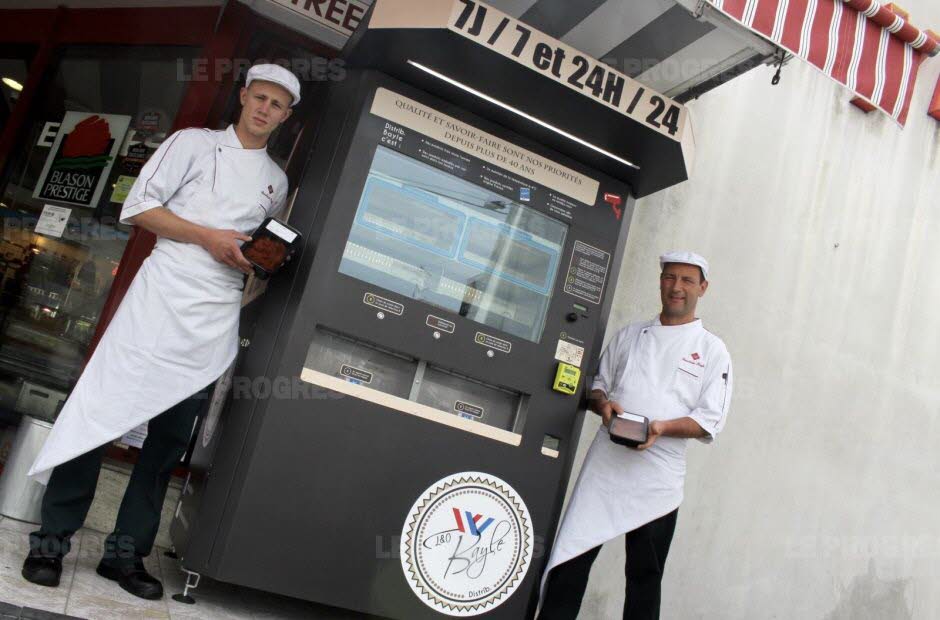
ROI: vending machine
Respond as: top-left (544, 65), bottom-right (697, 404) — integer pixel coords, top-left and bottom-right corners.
top-left (171, 1), bottom-right (694, 617)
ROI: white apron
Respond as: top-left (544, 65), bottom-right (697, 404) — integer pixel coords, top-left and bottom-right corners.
top-left (28, 126), bottom-right (287, 484)
top-left (539, 317), bottom-right (733, 602)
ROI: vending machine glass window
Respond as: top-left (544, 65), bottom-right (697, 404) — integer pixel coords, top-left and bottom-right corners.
top-left (339, 147), bottom-right (567, 344)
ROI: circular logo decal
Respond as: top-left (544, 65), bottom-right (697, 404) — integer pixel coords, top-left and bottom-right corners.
top-left (401, 472), bottom-right (533, 616)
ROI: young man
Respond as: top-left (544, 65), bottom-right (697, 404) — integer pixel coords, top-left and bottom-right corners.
top-left (22, 64), bottom-right (300, 600)
top-left (539, 251), bottom-right (734, 619)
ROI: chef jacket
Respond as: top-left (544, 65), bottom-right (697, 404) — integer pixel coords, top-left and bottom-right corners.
top-left (540, 316), bottom-right (733, 599)
top-left (29, 125), bottom-right (288, 484)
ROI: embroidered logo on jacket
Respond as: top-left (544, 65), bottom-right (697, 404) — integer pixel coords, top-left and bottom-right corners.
top-left (260, 185), bottom-right (275, 207)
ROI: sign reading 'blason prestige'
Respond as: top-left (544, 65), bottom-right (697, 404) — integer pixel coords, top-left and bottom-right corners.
top-left (444, 0), bottom-right (687, 140)
top-left (33, 112), bottom-right (131, 208)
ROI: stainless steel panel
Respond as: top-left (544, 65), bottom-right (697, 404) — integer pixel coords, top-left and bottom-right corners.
top-left (415, 365), bottom-right (521, 431)
top-left (304, 328), bottom-right (417, 399)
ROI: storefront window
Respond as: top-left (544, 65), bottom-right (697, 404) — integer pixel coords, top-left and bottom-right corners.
top-left (0, 45), bottom-right (197, 424)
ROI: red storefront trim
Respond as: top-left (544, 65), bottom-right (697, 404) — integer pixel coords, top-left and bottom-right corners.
top-left (0, 7), bottom-right (219, 46)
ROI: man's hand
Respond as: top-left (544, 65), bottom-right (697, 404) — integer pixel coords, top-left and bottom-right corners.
top-left (597, 399), bottom-right (625, 428)
top-left (128, 208), bottom-right (253, 275)
top-left (200, 229), bottom-right (253, 274)
top-left (632, 418), bottom-right (707, 450)
top-left (633, 420), bottom-right (664, 450)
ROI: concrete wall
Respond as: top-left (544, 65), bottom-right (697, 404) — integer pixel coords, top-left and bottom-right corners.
top-left (570, 3), bottom-right (940, 618)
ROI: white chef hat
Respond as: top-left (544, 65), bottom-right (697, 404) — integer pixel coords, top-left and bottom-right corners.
top-left (659, 250), bottom-right (709, 281)
top-left (246, 63), bottom-right (301, 106)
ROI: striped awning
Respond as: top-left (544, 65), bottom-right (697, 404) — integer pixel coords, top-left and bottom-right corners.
top-left (494, 0), bottom-right (779, 102)
top-left (707, 0), bottom-right (939, 126)
top-left (240, 0), bottom-right (781, 104)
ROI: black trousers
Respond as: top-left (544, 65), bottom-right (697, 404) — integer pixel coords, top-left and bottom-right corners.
top-left (539, 508), bottom-right (679, 620)
top-left (30, 389), bottom-right (207, 566)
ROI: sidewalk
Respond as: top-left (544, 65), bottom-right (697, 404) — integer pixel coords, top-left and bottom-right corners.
top-left (0, 516), bottom-right (368, 619)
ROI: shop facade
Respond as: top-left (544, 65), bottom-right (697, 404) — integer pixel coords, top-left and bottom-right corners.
top-left (0, 2), bottom-right (342, 472)
top-left (0, 0), bottom-right (786, 482)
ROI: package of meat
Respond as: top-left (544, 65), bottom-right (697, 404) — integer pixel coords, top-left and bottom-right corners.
top-left (609, 412), bottom-right (649, 448)
top-left (241, 217), bottom-right (302, 279)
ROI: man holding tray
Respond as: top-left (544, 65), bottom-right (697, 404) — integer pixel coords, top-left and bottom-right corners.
top-left (22, 64), bottom-right (300, 600)
top-left (539, 251), bottom-right (734, 620)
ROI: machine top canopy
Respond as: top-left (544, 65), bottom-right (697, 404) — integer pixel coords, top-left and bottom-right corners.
top-left (344, 0), bottom-right (696, 198)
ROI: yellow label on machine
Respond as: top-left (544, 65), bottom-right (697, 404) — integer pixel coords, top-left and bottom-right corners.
top-left (553, 363), bottom-right (581, 395)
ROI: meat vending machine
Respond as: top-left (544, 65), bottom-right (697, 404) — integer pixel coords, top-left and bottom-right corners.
top-left (170, 1), bottom-right (694, 617)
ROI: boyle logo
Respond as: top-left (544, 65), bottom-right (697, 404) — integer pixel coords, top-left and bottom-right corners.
top-left (452, 508), bottom-right (494, 536)
top-left (401, 472), bottom-right (533, 616)
top-left (604, 192), bottom-right (623, 220)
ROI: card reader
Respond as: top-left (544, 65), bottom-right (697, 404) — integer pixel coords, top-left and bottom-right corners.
top-left (553, 363), bottom-right (580, 394)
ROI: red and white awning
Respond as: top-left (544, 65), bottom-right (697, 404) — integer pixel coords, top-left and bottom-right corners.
top-left (707, 0), bottom-right (939, 126)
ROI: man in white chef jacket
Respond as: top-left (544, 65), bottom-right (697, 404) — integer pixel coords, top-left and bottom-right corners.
top-left (539, 251), bottom-right (733, 620)
top-left (21, 64), bottom-right (300, 600)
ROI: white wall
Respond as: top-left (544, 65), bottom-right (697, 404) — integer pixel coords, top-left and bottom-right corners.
top-left (570, 3), bottom-right (940, 618)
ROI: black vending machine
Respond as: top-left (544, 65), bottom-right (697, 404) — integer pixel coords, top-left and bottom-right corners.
top-left (171, 0), bottom-right (694, 617)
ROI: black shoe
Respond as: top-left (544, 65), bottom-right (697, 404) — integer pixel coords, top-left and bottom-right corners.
top-left (96, 558), bottom-right (164, 600)
top-left (22, 554), bottom-right (63, 587)
top-left (23, 531), bottom-right (67, 588)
